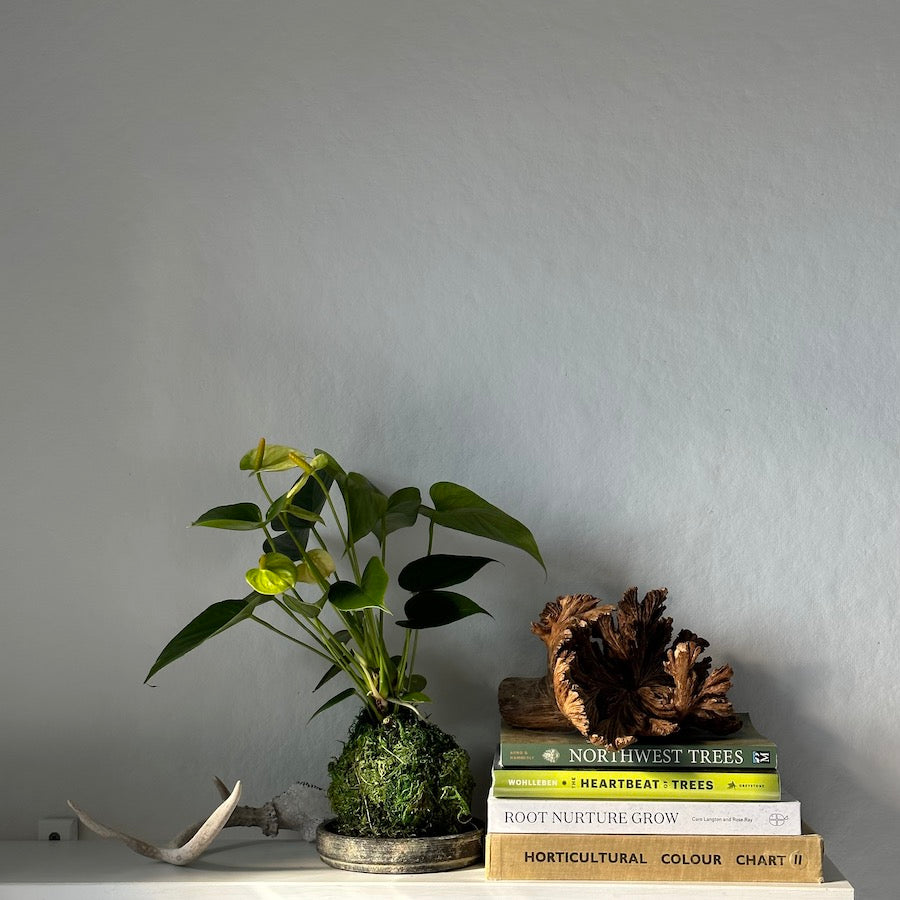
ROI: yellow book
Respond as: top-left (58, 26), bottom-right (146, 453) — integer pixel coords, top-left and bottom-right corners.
top-left (492, 764), bottom-right (781, 801)
top-left (485, 832), bottom-right (824, 883)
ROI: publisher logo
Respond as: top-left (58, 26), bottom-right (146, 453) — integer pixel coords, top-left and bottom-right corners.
top-left (753, 751), bottom-right (771, 764)
top-left (768, 813), bottom-right (789, 827)
top-left (542, 749), bottom-right (560, 764)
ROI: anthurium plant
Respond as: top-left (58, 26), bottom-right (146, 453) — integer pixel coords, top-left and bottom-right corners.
top-left (146, 440), bottom-right (544, 727)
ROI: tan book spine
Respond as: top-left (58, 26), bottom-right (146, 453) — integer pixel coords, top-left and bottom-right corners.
top-left (485, 832), bottom-right (824, 883)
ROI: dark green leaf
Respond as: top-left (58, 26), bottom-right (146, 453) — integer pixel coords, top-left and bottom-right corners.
top-left (263, 530), bottom-right (305, 559)
top-left (314, 663), bottom-right (343, 691)
top-left (422, 482), bottom-right (545, 570)
top-left (308, 687), bottom-right (357, 722)
top-left (397, 590), bottom-right (490, 629)
top-left (144, 593), bottom-right (266, 682)
top-left (373, 487), bottom-right (421, 542)
top-left (192, 503), bottom-right (263, 530)
top-left (328, 577), bottom-right (389, 612)
top-left (400, 691), bottom-right (431, 702)
top-left (360, 556), bottom-right (388, 606)
top-left (407, 673), bottom-right (427, 693)
top-left (271, 471), bottom-right (333, 533)
top-left (397, 554), bottom-right (495, 592)
top-left (345, 472), bottom-right (388, 543)
top-left (265, 494), bottom-right (322, 526)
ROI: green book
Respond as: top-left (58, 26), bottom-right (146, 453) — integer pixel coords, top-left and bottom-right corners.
top-left (491, 764), bottom-right (782, 802)
top-left (499, 713), bottom-right (777, 770)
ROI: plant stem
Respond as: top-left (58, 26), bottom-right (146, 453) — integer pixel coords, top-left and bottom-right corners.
top-left (249, 615), bottom-right (331, 661)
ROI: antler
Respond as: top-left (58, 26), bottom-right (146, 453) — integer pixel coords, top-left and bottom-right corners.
top-left (68, 777), bottom-right (332, 865)
top-left (67, 780), bottom-right (242, 866)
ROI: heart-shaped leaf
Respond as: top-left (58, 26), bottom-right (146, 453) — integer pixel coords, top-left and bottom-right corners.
top-left (192, 503), bottom-right (263, 530)
top-left (144, 593), bottom-right (266, 682)
top-left (327, 556), bottom-right (390, 612)
top-left (397, 590), bottom-right (490, 629)
top-left (421, 483), bottom-right (545, 570)
top-left (397, 554), bottom-right (495, 592)
top-left (245, 553), bottom-right (298, 595)
top-left (407, 673), bottom-right (427, 693)
top-left (344, 473), bottom-right (389, 543)
top-left (373, 487), bottom-right (421, 542)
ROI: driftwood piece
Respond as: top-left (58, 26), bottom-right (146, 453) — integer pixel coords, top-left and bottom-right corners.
top-left (501, 588), bottom-right (741, 750)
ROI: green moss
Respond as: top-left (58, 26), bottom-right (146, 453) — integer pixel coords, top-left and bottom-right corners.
top-left (327, 709), bottom-right (476, 838)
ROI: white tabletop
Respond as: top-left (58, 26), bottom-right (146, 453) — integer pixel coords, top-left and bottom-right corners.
top-left (0, 838), bottom-right (854, 899)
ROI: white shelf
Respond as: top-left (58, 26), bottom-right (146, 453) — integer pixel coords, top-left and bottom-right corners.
top-left (0, 839), bottom-right (853, 898)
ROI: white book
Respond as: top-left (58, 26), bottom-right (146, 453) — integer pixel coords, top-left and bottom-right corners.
top-left (487, 789), bottom-right (801, 836)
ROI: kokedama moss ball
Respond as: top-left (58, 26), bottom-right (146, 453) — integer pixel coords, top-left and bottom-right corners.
top-left (327, 709), bottom-right (475, 838)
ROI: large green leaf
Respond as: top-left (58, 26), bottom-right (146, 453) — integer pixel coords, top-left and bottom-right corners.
top-left (327, 555), bottom-right (390, 613)
top-left (397, 554), bottom-right (495, 592)
top-left (397, 590), bottom-right (490, 629)
top-left (144, 593), bottom-right (265, 682)
top-left (373, 487), bottom-right (421, 542)
top-left (192, 503), bottom-right (264, 530)
top-left (422, 483), bottom-right (545, 570)
top-left (344, 472), bottom-right (388, 543)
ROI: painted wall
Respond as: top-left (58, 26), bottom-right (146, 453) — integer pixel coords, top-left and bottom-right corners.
top-left (1, 1), bottom-right (897, 895)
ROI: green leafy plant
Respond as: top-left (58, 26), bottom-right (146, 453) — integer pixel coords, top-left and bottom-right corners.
top-left (146, 440), bottom-right (544, 727)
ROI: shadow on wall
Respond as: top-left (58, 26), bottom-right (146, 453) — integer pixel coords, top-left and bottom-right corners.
top-left (728, 659), bottom-right (896, 899)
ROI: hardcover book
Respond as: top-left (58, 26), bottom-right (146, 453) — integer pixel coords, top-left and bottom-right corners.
top-left (487, 790), bottom-right (801, 835)
top-left (499, 712), bottom-right (777, 769)
top-left (484, 831), bottom-right (824, 883)
top-left (491, 762), bottom-right (781, 801)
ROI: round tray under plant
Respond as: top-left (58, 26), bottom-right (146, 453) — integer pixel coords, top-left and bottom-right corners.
top-left (315, 818), bottom-right (485, 874)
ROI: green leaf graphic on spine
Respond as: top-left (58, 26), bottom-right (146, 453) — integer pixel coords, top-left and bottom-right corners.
top-left (422, 482), bottom-right (545, 570)
top-left (245, 552), bottom-right (298, 595)
top-left (192, 502), bottom-right (264, 530)
top-left (328, 556), bottom-right (390, 611)
top-left (398, 590), bottom-right (490, 629)
top-left (398, 554), bottom-right (495, 592)
top-left (373, 486), bottom-right (421, 542)
top-left (145, 593), bottom-right (266, 682)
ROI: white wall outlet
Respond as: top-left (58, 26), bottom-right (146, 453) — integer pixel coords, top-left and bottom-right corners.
top-left (38, 817), bottom-right (78, 841)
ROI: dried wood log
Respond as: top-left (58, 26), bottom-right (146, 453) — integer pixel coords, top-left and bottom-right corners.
top-left (501, 588), bottom-right (741, 750)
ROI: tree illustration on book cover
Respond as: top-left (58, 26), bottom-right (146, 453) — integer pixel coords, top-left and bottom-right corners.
top-left (499, 588), bottom-right (741, 750)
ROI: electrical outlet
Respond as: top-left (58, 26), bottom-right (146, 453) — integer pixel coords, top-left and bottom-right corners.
top-left (38, 817), bottom-right (78, 841)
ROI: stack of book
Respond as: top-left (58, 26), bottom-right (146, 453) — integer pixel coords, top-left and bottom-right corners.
top-left (485, 713), bottom-right (825, 884)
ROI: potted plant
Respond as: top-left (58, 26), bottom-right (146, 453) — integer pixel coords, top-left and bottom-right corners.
top-left (146, 440), bottom-right (544, 872)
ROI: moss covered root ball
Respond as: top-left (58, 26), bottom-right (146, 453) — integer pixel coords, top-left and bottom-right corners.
top-left (327, 710), bottom-right (475, 838)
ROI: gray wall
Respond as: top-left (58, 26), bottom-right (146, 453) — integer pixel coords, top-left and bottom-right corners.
top-left (1, 2), bottom-right (897, 896)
